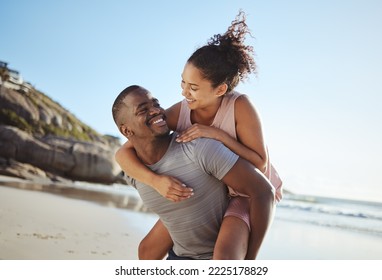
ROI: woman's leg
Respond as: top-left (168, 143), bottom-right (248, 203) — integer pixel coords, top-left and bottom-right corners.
top-left (138, 219), bottom-right (173, 260)
top-left (213, 196), bottom-right (250, 260)
top-left (213, 216), bottom-right (249, 259)
top-left (246, 198), bottom-right (275, 259)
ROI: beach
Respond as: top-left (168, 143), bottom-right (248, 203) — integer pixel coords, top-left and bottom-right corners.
top-left (1, 176), bottom-right (382, 260)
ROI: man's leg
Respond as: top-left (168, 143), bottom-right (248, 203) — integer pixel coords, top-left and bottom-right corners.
top-left (138, 219), bottom-right (173, 260)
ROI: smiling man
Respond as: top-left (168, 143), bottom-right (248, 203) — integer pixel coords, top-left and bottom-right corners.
top-left (112, 85), bottom-right (275, 260)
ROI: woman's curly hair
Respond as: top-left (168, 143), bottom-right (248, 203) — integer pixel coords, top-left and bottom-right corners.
top-left (187, 10), bottom-right (256, 93)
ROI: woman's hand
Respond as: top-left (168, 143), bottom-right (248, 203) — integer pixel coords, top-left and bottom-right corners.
top-left (175, 124), bottom-right (226, 143)
top-left (154, 175), bottom-right (194, 202)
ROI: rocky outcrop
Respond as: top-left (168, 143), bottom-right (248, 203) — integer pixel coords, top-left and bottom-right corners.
top-left (0, 84), bottom-right (124, 184)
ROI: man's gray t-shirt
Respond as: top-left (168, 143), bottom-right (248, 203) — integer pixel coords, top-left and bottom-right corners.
top-left (133, 134), bottom-right (239, 259)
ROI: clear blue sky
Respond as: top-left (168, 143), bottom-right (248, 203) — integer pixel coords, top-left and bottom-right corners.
top-left (2, 0), bottom-right (382, 202)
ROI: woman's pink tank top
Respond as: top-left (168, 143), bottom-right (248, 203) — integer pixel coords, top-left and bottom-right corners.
top-left (176, 92), bottom-right (283, 202)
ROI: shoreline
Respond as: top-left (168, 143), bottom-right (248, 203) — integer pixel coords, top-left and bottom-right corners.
top-left (1, 176), bottom-right (382, 260)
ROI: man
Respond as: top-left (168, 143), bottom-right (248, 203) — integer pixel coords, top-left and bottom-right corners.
top-left (112, 85), bottom-right (275, 260)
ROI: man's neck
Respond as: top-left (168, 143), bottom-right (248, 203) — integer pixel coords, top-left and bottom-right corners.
top-left (133, 133), bottom-right (173, 165)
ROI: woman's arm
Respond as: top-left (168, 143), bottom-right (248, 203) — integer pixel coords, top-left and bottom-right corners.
top-left (225, 94), bottom-right (268, 172)
top-left (175, 95), bottom-right (268, 172)
top-left (115, 102), bottom-right (193, 202)
top-left (165, 101), bottom-right (181, 132)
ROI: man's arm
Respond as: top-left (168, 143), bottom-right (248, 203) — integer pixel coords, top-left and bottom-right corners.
top-left (222, 158), bottom-right (275, 258)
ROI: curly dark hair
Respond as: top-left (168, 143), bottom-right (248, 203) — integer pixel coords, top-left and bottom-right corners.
top-left (187, 10), bottom-right (256, 93)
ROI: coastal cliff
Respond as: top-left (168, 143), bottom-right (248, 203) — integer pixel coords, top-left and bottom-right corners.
top-left (0, 71), bottom-right (124, 184)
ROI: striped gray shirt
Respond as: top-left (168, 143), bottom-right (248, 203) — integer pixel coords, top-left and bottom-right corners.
top-left (134, 134), bottom-right (239, 259)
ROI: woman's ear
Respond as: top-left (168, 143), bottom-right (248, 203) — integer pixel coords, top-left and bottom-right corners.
top-left (215, 83), bottom-right (228, 97)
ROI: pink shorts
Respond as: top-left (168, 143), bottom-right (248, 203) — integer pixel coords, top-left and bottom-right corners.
top-left (224, 196), bottom-right (250, 230)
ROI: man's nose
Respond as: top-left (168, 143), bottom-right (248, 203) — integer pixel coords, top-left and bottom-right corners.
top-left (149, 106), bottom-right (161, 114)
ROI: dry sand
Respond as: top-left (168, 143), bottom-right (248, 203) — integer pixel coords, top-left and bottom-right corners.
top-left (0, 185), bottom-right (157, 259)
top-left (1, 177), bottom-right (381, 260)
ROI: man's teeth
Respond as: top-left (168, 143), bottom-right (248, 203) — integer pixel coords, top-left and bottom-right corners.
top-left (152, 118), bottom-right (163, 124)
top-left (186, 98), bottom-right (195, 102)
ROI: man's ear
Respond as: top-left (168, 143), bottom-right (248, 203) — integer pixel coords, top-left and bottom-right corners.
top-left (215, 83), bottom-right (228, 97)
top-left (119, 124), bottom-right (133, 138)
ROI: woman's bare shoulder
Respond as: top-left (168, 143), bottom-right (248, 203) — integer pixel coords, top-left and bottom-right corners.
top-left (165, 101), bottom-right (182, 131)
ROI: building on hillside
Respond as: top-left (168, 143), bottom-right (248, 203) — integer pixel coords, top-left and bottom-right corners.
top-left (0, 60), bottom-right (31, 93)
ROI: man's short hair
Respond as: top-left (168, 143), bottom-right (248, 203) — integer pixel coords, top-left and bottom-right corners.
top-left (112, 85), bottom-right (140, 126)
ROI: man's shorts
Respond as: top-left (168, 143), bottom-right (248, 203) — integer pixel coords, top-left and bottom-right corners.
top-left (166, 248), bottom-right (195, 260)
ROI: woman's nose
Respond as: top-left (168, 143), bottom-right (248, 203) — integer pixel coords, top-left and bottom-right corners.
top-left (181, 85), bottom-right (189, 97)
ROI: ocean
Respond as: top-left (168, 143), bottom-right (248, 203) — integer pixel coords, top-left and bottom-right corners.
top-left (276, 193), bottom-right (382, 237)
top-left (1, 176), bottom-right (382, 239)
